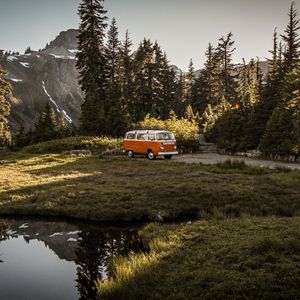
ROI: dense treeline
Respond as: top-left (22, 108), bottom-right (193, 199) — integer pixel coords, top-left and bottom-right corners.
top-left (76, 0), bottom-right (195, 138)
top-left (196, 3), bottom-right (300, 159)
top-left (1, 0), bottom-right (299, 159)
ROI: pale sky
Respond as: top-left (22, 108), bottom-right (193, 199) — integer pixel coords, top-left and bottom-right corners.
top-left (0, 0), bottom-right (299, 70)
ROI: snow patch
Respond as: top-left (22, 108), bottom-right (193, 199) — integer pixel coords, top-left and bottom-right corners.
top-left (66, 230), bottom-right (82, 235)
top-left (62, 110), bottom-right (73, 123)
top-left (42, 81), bottom-right (61, 113)
top-left (50, 53), bottom-right (77, 60)
top-left (68, 49), bottom-right (79, 54)
top-left (19, 223), bottom-right (29, 229)
top-left (7, 56), bottom-right (18, 62)
top-left (9, 78), bottom-right (23, 83)
top-left (6, 230), bottom-right (17, 235)
top-left (20, 62), bottom-right (30, 68)
top-left (42, 81), bottom-right (73, 123)
top-left (49, 232), bottom-right (64, 237)
top-left (50, 54), bottom-right (65, 59)
top-left (67, 238), bottom-right (78, 242)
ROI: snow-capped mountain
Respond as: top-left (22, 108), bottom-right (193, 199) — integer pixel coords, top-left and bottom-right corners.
top-left (0, 29), bottom-right (82, 131)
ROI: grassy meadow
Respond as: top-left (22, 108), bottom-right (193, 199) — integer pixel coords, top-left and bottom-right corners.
top-left (0, 151), bottom-right (300, 221)
top-left (99, 217), bottom-right (300, 300)
top-left (1, 144), bottom-right (300, 299)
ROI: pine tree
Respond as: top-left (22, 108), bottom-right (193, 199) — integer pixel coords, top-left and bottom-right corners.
top-left (105, 18), bottom-right (128, 136)
top-left (120, 31), bottom-right (135, 122)
top-left (239, 58), bottom-right (263, 108)
top-left (191, 43), bottom-right (221, 115)
top-left (260, 105), bottom-right (294, 157)
top-left (76, 0), bottom-right (108, 135)
top-left (32, 104), bottom-right (58, 143)
top-left (24, 47), bottom-right (31, 54)
top-left (216, 32), bottom-right (239, 105)
top-left (254, 29), bottom-right (285, 145)
top-left (0, 66), bottom-right (12, 147)
top-left (186, 59), bottom-right (195, 105)
top-left (132, 39), bottom-right (155, 121)
top-left (160, 53), bottom-right (177, 119)
top-left (281, 2), bottom-right (300, 72)
top-left (151, 42), bottom-right (165, 118)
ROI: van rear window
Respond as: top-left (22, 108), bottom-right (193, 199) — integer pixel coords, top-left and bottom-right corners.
top-left (157, 132), bottom-right (174, 141)
top-left (127, 133), bottom-right (136, 140)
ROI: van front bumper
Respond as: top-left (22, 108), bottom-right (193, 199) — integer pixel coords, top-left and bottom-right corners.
top-left (158, 152), bottom-right (178, 156)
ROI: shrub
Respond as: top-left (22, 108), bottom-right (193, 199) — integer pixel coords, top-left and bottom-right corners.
top-left (21, 136), bottom-right (123, 154)
top-left (134, 114), bottom-right (200, 153)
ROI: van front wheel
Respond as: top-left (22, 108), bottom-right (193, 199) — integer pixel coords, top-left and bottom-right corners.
top-left (164, 155), bottom-right (172, 159)
top-left (127, 150), bottom-right (134, 158)
top-left (147, 150), bottom-right (156, 160)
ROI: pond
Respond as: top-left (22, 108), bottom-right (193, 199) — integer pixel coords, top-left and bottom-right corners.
top-left (0, 218), bottom-right (142, 300)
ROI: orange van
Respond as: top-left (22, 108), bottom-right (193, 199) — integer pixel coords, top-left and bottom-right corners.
top-left (124, 130), bottom-right (178, 160)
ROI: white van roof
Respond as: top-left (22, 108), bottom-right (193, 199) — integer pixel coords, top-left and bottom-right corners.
top-left (126, 130), bottom-right (172, 135)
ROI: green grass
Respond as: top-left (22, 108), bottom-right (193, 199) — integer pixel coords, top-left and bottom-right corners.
top-left (0, 152), bottom-right (300, 221)
top-left (20, 136), bottom-right (123, 154)
top-left (98, 217), bottom-right (300, 300)
top-left (1, 149), bottom-right (300, 299)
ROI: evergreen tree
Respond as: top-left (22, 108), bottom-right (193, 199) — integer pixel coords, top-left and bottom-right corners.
top-left (32, 104), bottom-right (58, 143)
top-left (24, 47), bottom-right (31, 54)
top-left (76, 0), bottom-right (108, 135)
top-left (254, 29), bottom-right (285, 145)
top-left (120, 31), bottom-right (135, 122)
top-left (186, 59), bottom-right (195, 105)
top-left (239, 58), bottom-right (263, 108)
top-left (132, 39), bottom-right (155, 121)
top-left (216, 32), bottom-right (239, 105)
top-left (260, 105), bottom-right (294, 157)
top-left (0, 66), bottom-right (12, 147)
top-left (105, 18), bottom-right (128, 136)
top-left (160, 53), bottom-right (177, 119)
top-left (173, 72), bottom-right (186, 118)
top-left (191, 43), bottom-right (221, 115)
top-left (281, 2), bottom-right (300, 72)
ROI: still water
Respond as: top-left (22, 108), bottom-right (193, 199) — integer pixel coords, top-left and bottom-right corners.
top-left (0, 218), bottom-right (142, 300)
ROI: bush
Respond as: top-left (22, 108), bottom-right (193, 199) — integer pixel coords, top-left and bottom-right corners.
top-left (21, 136), bottom-right (123, 154)
top-left (134, 114), bottom-right (200, 153)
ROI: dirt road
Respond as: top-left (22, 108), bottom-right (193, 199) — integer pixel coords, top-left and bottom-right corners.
top-left (174, 153), bottom-right (300, 170)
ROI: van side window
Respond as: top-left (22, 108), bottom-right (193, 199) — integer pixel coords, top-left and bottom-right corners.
top-left (137, 133), bottom-right (147, 140)
top-left (148, 134), bottom-right (156, 141)
top-left (127, 133), bottom-right (136, 140)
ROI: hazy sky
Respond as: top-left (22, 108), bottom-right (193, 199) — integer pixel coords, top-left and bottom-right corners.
top-left (0, 0), bottom-right (299, 70)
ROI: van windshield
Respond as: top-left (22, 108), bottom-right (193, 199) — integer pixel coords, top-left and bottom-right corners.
top-left (156, 132), bottom-right (174, 141)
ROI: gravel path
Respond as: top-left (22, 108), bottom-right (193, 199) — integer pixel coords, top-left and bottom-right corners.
top-left (174, 153), bottom-right (300, 170)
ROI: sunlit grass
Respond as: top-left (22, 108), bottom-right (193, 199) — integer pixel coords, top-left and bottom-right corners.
top-left (98, 217), bottom-right (300, 299)
top-left (1, 152), bottom-right (300, 220)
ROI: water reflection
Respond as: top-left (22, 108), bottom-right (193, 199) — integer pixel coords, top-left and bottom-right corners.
top-left (0, 218), bottom-right (142, 300)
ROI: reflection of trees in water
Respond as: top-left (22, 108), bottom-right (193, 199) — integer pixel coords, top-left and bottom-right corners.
top-left (75, 226), bottom-right (141, 300)
top-left (0, 222), bottom-right (9, 241)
